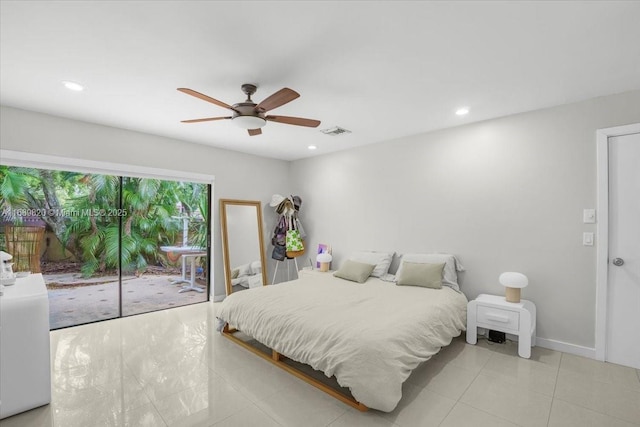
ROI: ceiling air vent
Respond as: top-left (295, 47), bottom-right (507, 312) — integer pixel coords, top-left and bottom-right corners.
top-left (320, 126), bottom-right (351, 136)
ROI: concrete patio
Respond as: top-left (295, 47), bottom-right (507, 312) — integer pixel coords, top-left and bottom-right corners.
top-left (45, 272), bottom-right (208, 329)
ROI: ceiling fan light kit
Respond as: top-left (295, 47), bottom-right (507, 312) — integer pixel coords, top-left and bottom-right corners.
top-left (233, 115), bottom-right (266, 129)
top-left (178, 83), bottom-right (320, 136)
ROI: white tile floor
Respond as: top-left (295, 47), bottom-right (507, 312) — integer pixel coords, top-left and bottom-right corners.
top-left (3, 301), bottom-right (640, 427)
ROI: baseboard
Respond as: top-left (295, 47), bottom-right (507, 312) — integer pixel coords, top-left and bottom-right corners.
top-left (479, 328), bottom-right (597, 359)
top-left (534, 337), bottom-right (596, 359)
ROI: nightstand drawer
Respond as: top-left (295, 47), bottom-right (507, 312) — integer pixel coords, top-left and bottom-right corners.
top-left (477, 305), bottom-right (519, 331)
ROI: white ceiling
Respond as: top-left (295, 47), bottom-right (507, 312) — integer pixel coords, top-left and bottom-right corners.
top-left (1, 1), bottom-right (639, 161)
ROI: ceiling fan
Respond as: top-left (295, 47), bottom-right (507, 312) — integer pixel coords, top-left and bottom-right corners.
top-left (178, 84), bottom-right (321, 136)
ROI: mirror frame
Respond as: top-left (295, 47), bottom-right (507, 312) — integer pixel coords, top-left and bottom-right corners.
top-left (220, 199), bottom-right (268, 296)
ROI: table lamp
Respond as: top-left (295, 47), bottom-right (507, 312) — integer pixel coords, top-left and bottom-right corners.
top-left (499, 272), bottom-right (528, 303)
top-left (317, 253), bottom-right (333, 272)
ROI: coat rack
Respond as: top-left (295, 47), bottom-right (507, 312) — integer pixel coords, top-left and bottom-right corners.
top-left (269, 194), bottom-right (305, 284)
top-left (272, 256), bottom-right (299, 285)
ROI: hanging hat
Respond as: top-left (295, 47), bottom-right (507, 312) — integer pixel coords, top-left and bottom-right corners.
top-left (276, 198), bottom-right (293, 215)
top-left (292, 195), bottom-right (302, 211)
top-left (269, 194), bottom-right (285, 207)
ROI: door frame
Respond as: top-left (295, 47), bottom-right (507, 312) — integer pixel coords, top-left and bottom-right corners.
top-left (595, 123), bottom-right (640, 361)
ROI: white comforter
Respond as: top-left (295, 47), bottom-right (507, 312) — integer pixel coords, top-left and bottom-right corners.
top-left (216, 274), bottom-right (467, 412)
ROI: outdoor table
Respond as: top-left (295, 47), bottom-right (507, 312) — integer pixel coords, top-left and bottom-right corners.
top-left (160, 246), bottom-right (207, 293)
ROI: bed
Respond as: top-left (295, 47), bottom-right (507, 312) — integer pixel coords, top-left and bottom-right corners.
top-left (230, 260), bottom-right (263, 290)
top-left (216, 269), bottom-right (467, 412)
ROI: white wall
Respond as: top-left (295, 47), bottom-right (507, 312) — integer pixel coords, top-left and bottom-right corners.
top-left (290, 90), bottom-right (640, 351)
top-left (0, 106), bottom-right (290, 299)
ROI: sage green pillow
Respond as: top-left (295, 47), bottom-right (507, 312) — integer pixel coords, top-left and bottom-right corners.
top-left (333, 259), bottom-right (376, 283)
top-left (396, 262), bottom-right (444, 289)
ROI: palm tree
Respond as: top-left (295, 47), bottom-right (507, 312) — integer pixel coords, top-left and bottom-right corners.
top-left (1, 166), bottom-right (208, 277)
top-left (0, 166), bottom-right (31, 211)
top-left (1, 166), bottom-right (83, 256)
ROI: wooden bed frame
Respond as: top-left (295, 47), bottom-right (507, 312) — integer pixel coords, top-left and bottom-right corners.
top-left (222, 324), bottom-right (368, 412)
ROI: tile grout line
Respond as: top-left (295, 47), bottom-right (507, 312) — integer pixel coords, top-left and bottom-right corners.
top-left (554, 354), bottom-right (640, 426)
top-left (322, 407), bottom-right (350, 427)
top-left (145, 397), bottom-right (170, 427)
top-left (249, 401), bottom-right (287, 427)
top-left (203, 365), bottom-right (258, 423)
top-left (546, 351), bottom-right (563, 426)
top-left (473, 350), bottom-right (528, 427)
top-left (435, 399), bottom-right (457, 427)
top-left (552, 396), bottom-right (640, 427)
top-left (457, 336), bottom-right (494, 388)
top-left (460, 340), bottom-right (558, 427)
top-left (558, 364), bottom-right (640, 394)
top-left (121, 348), bottom-right (170, 426)
top-left (449, 402), bottom-right (528, 427)
top-left (122, 352), bottom-right (214, 425)
top-left (436, 342), bottom-right (505, 427)
top-left (209, 401), bottom-right (285, 427)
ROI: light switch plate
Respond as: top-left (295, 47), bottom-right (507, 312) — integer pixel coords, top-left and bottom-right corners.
top-left (583, 209), bottom-right (596, 223)
top-left (583, 232), bottom-right (594, 246)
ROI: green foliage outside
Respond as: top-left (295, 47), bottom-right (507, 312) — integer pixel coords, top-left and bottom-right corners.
top-left (0, 166), bottom-right (208, 277)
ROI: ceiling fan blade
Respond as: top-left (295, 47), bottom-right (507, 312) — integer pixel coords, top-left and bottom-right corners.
top-left (255, 88), bottom-right (300, 112)
top-left (181, 116), bottom-right (232, 123)
top-left (266, 115), bottom-right (321, 128)
top-left (177, 88), bottom-right (235, 111)
top-left (248, 128), bottom-right (262, 136)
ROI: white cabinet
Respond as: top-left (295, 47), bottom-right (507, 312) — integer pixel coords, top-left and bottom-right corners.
top-left (0, 274), bottom-right (51, 419)
top-left (466, 293), bottom-right (536, 358)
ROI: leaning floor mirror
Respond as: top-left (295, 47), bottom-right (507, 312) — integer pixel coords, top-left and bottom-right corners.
top-left (220, 199), bottom-right (268, 295)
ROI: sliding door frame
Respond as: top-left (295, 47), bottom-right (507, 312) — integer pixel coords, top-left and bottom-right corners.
top-left (0, 149), bottom-right (216, 304)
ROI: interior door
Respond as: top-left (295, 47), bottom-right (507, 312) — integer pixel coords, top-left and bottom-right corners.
top-left (606, 132), bottom-right (640, 369)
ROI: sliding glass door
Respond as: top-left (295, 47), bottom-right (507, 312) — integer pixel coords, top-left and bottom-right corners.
top-left (120, 177), bottom-right (210, 317)
top-left (0, 165), bottom-right (210, 329)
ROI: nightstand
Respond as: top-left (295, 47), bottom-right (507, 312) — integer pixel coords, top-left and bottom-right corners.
top-left (466, 294), bottom-right (536, 358)
top-left (298, 268), bottom-right (333, 279)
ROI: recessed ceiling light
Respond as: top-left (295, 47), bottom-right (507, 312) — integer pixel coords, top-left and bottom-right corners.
top-left (455, 107), bottom-right (469, 116)
top-left (62, 81), bottom-right (85, 92)
top-left (308, 145), bottom-right (317, 150)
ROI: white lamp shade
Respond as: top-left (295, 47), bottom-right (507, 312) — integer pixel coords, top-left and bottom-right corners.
top-left (233, 115), bottom-right (266, 129)
top-left (499, 272), bottom-right (528, 288)
top-left (316, 253), bottom-right (333, 263)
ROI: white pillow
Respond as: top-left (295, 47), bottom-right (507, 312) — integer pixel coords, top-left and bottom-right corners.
top-left (250, 260), bottom-right (262, 275)
top-left (235, 263), bottom-right (252, 277)
top-left (348, 251), bottom-right (394, 278)
top-left (394, 253), bottom-right (464, 292)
